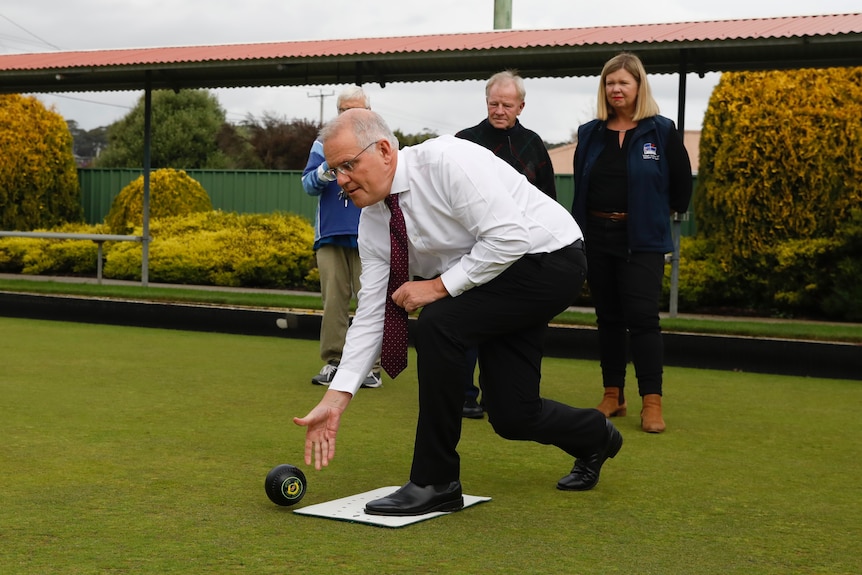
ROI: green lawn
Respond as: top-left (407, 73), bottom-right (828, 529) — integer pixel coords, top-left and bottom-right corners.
top-left (1, 317), bottom-right (859, 574)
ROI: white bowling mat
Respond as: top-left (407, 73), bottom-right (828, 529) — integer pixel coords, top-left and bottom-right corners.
top-left (293, 486), bottom-right (491, 528)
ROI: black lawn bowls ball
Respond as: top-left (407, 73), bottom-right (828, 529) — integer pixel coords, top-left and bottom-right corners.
top-left (265, 464), bottom-right (307, 506)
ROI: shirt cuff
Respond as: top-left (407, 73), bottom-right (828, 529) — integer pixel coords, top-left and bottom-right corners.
top-left (328, 368), bottom-right (361, 396)
top-left (440, 264), bottom-right (470, 297)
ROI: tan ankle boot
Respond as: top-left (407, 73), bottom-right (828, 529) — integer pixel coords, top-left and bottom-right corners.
top-left (596, 387), bottom-right (627, 418)
top-left (641, 394), bottom-right (666, 433)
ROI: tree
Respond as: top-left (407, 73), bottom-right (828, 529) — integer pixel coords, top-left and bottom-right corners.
top-left (96, 90), bottom-right (230, 169)
top-left (393, 129), bottom-right (438, 147)
top-left (66, 120), bottom-right (108, 166)
top-left (0, 94), bottom-right (82, 230)
top-left (216, 122), bottom-right (264, 169)
top-left (241, 113), bottom-right (319, 170)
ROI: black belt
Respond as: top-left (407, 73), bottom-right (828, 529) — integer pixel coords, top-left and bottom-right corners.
top-left (527, 239), bottom-right (584, 261)
top-left (589, 210), bottom-right (628, 222)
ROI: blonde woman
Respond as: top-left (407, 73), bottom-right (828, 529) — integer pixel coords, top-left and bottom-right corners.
top-left (571, 52), bottom-right (693, 433)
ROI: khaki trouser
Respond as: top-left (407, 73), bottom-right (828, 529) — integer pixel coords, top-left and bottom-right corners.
top-left (316, 245), bottom-right (381, 372)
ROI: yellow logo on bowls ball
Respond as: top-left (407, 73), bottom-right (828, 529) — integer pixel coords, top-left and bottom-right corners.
top-left (281, 476), bottom-right (304, 500)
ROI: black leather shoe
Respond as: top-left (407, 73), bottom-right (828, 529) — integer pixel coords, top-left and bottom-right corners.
top-left (462, 399), bottom-right (484, 419)
top-left (365, 481), bottom-right (464, 516)
top-left (557, 418), bottom-right (623, 491)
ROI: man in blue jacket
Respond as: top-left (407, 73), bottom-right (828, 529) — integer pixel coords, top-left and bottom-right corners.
top-left (301, 86), bottom-right (382, 388)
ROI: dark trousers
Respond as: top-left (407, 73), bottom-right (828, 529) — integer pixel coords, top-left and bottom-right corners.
top-left (463, 347), bottom-right (480, 402)
top-left (409, 242), bottom-right (607, 485)
top-left (586, 247), bottom-right (665, 396)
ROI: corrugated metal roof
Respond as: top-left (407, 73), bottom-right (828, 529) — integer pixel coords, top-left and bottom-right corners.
top-left (0, 13), bottom-right (859, 93)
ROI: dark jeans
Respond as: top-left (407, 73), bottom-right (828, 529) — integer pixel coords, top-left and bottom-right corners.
top-left (586, 244), bottom-right (666, 397)
top-left (408, 242), bottom-right (607, 485)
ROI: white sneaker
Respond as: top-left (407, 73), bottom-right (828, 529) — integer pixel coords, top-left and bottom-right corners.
top-left (311, 362), bottom-right (338, 386)
top-left (361, 371), bottom-right (383, 389)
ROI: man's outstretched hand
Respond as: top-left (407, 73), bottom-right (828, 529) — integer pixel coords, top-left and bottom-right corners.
top-left (292, 389), bottom-right (352, 470)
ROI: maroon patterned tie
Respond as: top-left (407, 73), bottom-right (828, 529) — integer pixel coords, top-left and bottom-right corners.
top-left (381, 194), bottom-right (409, 378)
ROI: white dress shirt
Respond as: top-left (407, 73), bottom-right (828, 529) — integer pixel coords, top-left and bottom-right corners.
top-left (329, 135), bottom-right (582, 395)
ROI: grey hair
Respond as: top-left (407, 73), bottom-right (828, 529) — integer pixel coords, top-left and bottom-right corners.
top-left (485, 69), bottom-right (526, 100)
top-left (336, 85), bottom-right (371, 109)
top-left (319, 109), bottom-right (399, 150)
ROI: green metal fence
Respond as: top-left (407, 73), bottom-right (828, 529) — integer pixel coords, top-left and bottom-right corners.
top-left (78, 168), bottom-right (319, 224)
top-left (78, 169), bottom-right (696, 236)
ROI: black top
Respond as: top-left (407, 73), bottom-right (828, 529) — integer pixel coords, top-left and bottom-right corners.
top-left (587, 129), bottom-right (629, 213)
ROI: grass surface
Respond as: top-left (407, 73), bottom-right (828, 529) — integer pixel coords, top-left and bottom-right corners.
top-left (1, 317), bottom-right (860, 574)
top-left (2, 277), bottom-right (862, 343)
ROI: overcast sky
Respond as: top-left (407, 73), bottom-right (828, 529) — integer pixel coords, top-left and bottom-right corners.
top-left (1, 1), bottom-right (859, 142)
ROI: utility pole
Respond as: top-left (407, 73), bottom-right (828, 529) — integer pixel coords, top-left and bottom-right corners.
top-left (307, 90), bottom-right (334, 125)
top-left (494, 0), bottom-right (512, 29)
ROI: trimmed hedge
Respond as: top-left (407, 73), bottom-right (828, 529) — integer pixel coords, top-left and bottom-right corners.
top-left (696, 67), bottom-right (862, 259)
top-left (667, 208), bottom-right (862, 320)
top-left (679, 67), bottom-right (862, 320)
top-left (0, 211), bottom-right (318, 291)
top-left (105, 168), bottom-right (213, 234)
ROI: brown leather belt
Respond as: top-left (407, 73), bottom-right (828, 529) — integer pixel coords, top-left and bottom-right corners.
top-left (589, 210), bottom-right (628, 222)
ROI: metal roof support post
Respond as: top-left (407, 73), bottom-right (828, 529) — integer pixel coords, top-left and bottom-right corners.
top-left (141, 74), bottom-right (152, 287)
top-left (669, 54), bottom-right (688, 318)
top-left (676, 51), bottom-right (687, 135)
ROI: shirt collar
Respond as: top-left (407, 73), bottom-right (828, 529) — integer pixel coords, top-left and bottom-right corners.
top-left (390, 149), bottom-right (409, 195)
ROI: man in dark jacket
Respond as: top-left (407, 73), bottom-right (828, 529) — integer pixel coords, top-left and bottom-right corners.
top-left (455, 70), bottom-right (557, 419)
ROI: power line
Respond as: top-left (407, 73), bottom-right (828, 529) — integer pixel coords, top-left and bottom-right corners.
top-left (36, 93), bottom-right (133, 110)
top-left (0, 13), bottom-right (61, 50)
top-left (0, 32), bottom-right (51, 50)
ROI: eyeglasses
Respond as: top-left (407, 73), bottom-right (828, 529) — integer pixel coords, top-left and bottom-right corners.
top-left (327, 140), bottom-right (381, 179)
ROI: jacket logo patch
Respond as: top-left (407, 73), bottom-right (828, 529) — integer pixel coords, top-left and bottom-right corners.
top-left (642, 142), bottom-right (660, 160)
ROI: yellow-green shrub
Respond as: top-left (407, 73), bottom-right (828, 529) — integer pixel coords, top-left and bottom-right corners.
top-left (103, 211), bottom-right (316, 289)
top-left (763, 208), bottom-right (862, 320)
top-left (0, 222), bottom-right (107, 275)
top-left (696, 67), bottom-right (862, 260)
top-left (104, 168), bottom-right (213, 234)
top-left (0, 94), bottom-right (82, 230)
top-left (663, 237), bottom-right (735, 311)
top-left (672, 212), bottom-right (862, 320)
top-left (686, 67), bottom-right (862, 318)
top-left (0, 236), bottom-right (42, 272)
